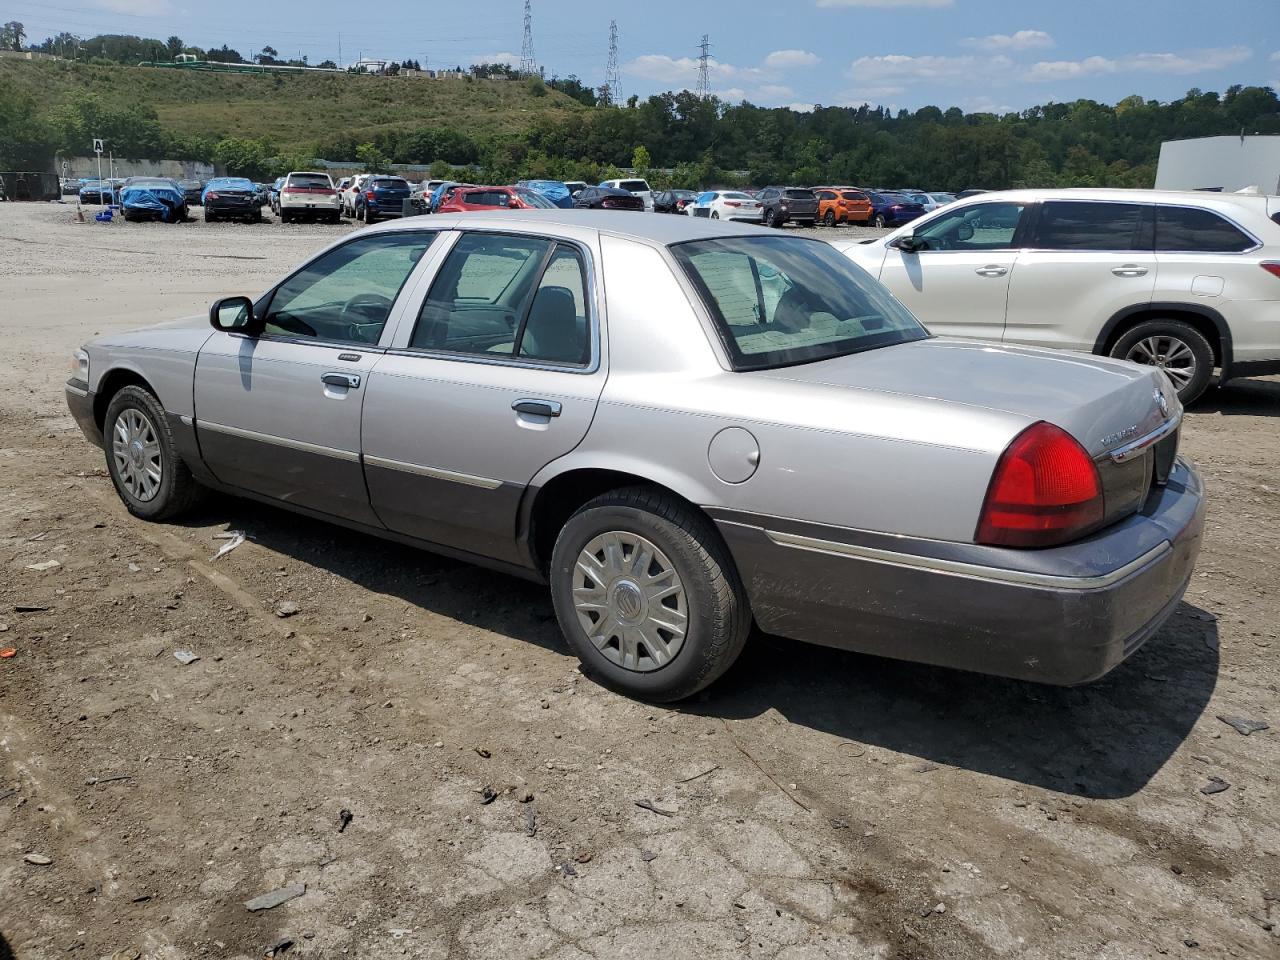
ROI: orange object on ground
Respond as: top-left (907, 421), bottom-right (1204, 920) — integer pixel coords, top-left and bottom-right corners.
top-left (0, 649), bottom-right (16, 659)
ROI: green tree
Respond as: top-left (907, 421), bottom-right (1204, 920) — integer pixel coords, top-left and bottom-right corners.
top-left (355, 142), bottom-right (390, 172)
top-left (1, 21), bottom-right (24, 51)
top-left (165, 35), bottom-right (184, 59)
top-left (631, 144), bottom-right (652, 175)
top-left (428, 159), bottom-right (452, 179)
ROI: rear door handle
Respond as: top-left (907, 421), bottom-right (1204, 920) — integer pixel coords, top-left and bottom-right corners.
top-left (322, 372), bottom-right (361, 389)
top-left (975, 265), bottom-right (1008, 278)
top-left (512, 399), bottom-right (562, 418)
top-left (1112, 265), bottom-right (1149, 278)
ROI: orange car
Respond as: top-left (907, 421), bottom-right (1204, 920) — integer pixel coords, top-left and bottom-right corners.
top-left (813, 186), bottom-right (873, 226)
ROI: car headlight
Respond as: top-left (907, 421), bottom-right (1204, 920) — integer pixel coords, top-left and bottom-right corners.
top-left (70, 348), bottom-right (89, 382)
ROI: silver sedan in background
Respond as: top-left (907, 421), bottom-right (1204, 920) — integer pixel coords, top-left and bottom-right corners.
top-left (65, 211), bottom-right (1204, 701)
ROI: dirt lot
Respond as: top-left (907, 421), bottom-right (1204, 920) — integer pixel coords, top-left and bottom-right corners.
top-left (1, 202), bottom-right (1277, 960)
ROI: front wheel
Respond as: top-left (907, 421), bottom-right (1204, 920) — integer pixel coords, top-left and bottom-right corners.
top-left (1108, 319), bottom-right (1214, 404)
top-left (873, 214), bottom-right (886, 228)
top-left (104, 386), bottom-right (205, 521)
top-left (549, 487), bottom-right (751, 702)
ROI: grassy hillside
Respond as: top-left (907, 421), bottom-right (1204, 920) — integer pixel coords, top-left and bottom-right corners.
top-left (0, 58), bottom-right (584, 152)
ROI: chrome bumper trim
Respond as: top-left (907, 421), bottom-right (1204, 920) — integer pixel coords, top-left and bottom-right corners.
top-left (197, 420), bottom-right (360, 463)
top-left (1109, 412), bottom-right (1182, 464)
top-left (363, 454), bottom-right (503, 490)
top-left (65, 384), bottom-right (89, 398)
top-left (764, 529), bottom-right (1171, 591)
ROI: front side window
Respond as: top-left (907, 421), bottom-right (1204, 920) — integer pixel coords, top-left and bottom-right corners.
top-left (410, 233), bottom-right (591, 366)
top-left (1035, 201), bottom-right (1149, 251)
top-left (263, 232), bottom-right (436, 344)
top-left (672, 236), bottom-right (928, 370)
top-left (914, 201), bottom-right (1028, 251)
top-left (1156, 206), bottom-right (1255, 253)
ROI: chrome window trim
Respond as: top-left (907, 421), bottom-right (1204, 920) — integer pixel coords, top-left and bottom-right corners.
top-left (763, 528), bottom-right (1171, 591)
top-left (197, 420), bottom-right (359, 463)
top-left (363, 454), bottom-right (503, 490)
top-left (1109, 412), bottom-right (1182, 464)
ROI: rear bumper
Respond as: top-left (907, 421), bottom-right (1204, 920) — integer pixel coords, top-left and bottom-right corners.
top-left (713, 458), bottom-right (1205, 685)
top-left (281, 197), bottom-right (341, 212)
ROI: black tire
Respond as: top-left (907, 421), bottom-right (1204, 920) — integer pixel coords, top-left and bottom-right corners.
top-left (205, 211), bottom-right (217, 223)
top-left (1107, 319), bottom-right (1214, 405)
top-left (549, 486), bottom-right (751, 702)
top-left (823, 210), bottom-right (836, 227)
top-left (710, 210), bottom-right (720, 220)
top-left (281, 210), bottom-right (292, 224)
top-left (873, 213), bottom-right (886, 228)
top-left (103, 385), bottom-right (205, 522)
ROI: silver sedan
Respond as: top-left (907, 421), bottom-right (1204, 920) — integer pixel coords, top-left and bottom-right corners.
top-left (66, 211), bottom-right (1204, 701)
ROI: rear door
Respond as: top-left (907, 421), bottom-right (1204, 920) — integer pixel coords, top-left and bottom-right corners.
top-left (876, 198), bottom-right (1032, 340)
top-left (1004, 199), bottom-right (1156, 352)
top-left (194, 230), bottom-right (440, 525)
top-left (362, 229), bottom-right (607, 564)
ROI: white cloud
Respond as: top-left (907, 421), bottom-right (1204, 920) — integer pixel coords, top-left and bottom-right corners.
top-left (623, 54), bottom-right (766, 86)
top-left (756, 84), bottom-right (795, 99)
top-left (1268, 50), bottom-right (1279, 61)
top-left (764, 49), bottom-right (821, 69)
top-left (788, 102), bottom-right (817, 113)
top-left (717, 87), bottom-right (748, 102)
top-left (960, 30), bottom-right (1055, 52)
top-left (1027, 46), bottom-right (1252, 81)
top-left (473, 51), bottom-right (521, 67)
top-left (90, 0), bottom-right (172, 12)
top-left (850, 53), bottom-right (1015, 85)
top-left (818, 0), bottom-right (952, 7)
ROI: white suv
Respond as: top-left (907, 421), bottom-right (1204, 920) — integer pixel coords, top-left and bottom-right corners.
top-left (837, 188), bottom-right (1280, 403)
top-left (599, 177), bottom-right (654, 211)
top-left (277, 171), bottom-right (341, 224)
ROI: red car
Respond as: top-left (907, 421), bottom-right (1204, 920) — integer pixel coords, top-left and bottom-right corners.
top-left (435, 185), bottom-right (557, 214)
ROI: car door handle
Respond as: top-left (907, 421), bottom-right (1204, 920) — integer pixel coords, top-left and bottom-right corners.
top-left (321, 372), bottom-right (361, 389)
top-left (975, 265), bottom-right (1008, 278)
top-left (1111, 265), bottom-right (1149, 278)
top-left (512, 399), bottom-right (562, 418)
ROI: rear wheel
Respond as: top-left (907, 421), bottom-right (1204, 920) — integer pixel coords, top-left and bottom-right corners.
top-left (873, 213), bottom-right (886, 228)
top-left (103, 386), bottom-right (205, 521)
top-left (710, 210), bottom-right (720, 220)
top-left (1108, 319), bottom-right (1214, 404)
top-left (549, 487), bottom-right (750, 702)
top-left (823, 210), bottom-right (836, 227)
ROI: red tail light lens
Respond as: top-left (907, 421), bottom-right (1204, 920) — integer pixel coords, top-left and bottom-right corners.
top-left (205, 191), bottom-right (219, 200)
top-left (1261, 261), bottom-right (1280, 279)
top-left (366, 190), bottom-right (375, 201)
top-left (975, 422), bottom-right (1104, 548)
top-left (725, 201), bottom-right (742, 208)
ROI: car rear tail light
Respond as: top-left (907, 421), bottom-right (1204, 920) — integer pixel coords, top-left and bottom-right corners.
top-left (725, 201), bottom-right (742, 208)
top-left (1261, 261), bottom-right (1280, 279)
top-left (366, 190), bottom-right (375, 201)
top-left (975, 422), bottom-right (1104, 548)
top-left (205, 191), bottom-right (219, 200)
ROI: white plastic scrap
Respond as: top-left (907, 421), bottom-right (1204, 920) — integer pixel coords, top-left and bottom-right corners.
top-left (173, 650), bottom-right (200, 665)
top-left (211, 531), bottom-right (246, 560)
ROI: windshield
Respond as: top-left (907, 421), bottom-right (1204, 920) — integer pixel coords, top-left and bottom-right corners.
top-left (671, 236), bottom-right (928, 370)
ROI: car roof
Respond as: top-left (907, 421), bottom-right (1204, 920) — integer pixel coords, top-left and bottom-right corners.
top-left (954, 187), bottom-right (1275, 212)
top-left (366, 208), bottom-right (777, 246)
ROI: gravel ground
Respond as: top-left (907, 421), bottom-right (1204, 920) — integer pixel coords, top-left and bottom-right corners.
top-left (1, 201), bottom-right (1277, 960)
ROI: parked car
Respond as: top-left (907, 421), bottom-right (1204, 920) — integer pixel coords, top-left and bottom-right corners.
top-left (278, 171), bottom-right (341, 224)
top-left (60, 178), bottom-right (80, 196)
top-left (813, 187), bottom-right (873, 226)
top-left (516, 180), bottom-right (575, 209)
top-left (653, 189), bottom-right (699, 214)
top-left (435, 185), bottom-right (557, 214)
top-left (412, 179), bottom-right (446, 201)
top-left (342, 174), bottom-right (373, 217)
top-left (78, 179), bottom-right (112, 204)
top-left (836, 187), bottom-right (1280, 403)
top-left (599, 177), bottom-right (654, 211)
top-left (268, 177), bottom-right (286, 215)
top-left (429, 180), bottom-right (471, 213)
top-left (927, 192), bottom-right (957, 208)
top-left (563, 181), bottom-right (587, 198)
top-left (685, 190), bottom-right (763, 222)
top-left (353, 176), bottom-right (413, 224)
top-left (201, 177), bottom-right (262, 223)
top-left (758, 186), bottom-right (819, 228)
top-left (65, 210), bottom-right (1204, 701)
top-left (119, 177), bottom-right (189, 223)
top-left (955, 189), bottom-right (989, 200)
top-left (178, 179), bottom-right (205, 206)
top-left (863, 191), bottom-right (925, 228)
top-left (573, 186), bottom-right (644, 211)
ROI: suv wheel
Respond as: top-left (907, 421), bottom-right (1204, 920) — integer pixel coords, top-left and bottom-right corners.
top-left (873, 213), bottom-right (886, 228)
top-left (549, 487), bottom-right (751, 702)
top-left (104, 386), bottom-right (205, 521)
top-left (823, 210), bottom-right (837, 227)
top-left (1108, 319), bottom-right (1214, 404)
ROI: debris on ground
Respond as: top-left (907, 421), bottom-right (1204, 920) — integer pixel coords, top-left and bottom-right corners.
top-left (338, 808), bottom-right (353, 833)
top-left (523, 804), bottom-right (537, 837)
top-left (273, 601), bottom-right (300, 618)
top-left (675, 765), bottom-right (719, 783)
top-left (479, 785), bottom-right (498, 804)
top-left (635, 799), bottom-right (676, 817)
top-left (474, 746), bottom-right (491, 758)
top-left (13, 605), bottom-right (50, 613)
top-left (23, 853), bottom-right (53, 866)
top-left (173, 650), bottom-right (200, 665)
top-left (640, 850), bottom-right (658, 862)
top-left (25, 559), bottom-right (61, 572)
top-left (1200, 776), bottom-right (1230, 796)
top-left (244, 883), bottom-right (306, 912)
top-left (212, 530), bottom-right (246, 560)
top-left (86, 775), bottom-right (132, 786)
top-left (110, 949), bottom-right (141, 960)
top-left (1216, 714), bottom-right (1269, 736)
top-left (557, 862), bottom-right (578, 878)
top-left (264, 936), bottom-right (294, 957)
top-left (0, 648), bottom-right (16, 659)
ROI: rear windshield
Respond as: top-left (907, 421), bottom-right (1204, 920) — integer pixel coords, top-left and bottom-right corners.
top-left (289, 173), bottom-right (332, 188)
top-left (464, 189), bottom-right (511, 205)
top-left (671, 236), bottom-right (928, 370)
top-left (839, 191), bottom-right (866, 200)
top-left (373, 178), bottom-right (409, 189)
top-left (784, 189), bottom-right (815, 200)
top-left (722, 192), bottom-right (754, 200)
top-left (618, 180), bottom-right (650, 192)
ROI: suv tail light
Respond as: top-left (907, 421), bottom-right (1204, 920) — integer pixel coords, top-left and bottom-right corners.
top-left (975, 422), bottom-right (1104, 548)
top-left (204, 191), bottom-right (219, 200)
top-left (366, 190), bottom-right (375, 201)
top-left (1261, 261), bottom-right (1280, 279)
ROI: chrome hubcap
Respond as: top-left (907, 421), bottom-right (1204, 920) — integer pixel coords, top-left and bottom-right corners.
top-left (572, 531), bottom-right (688, 672)
top-left (1126, 336), bottom-right (1196, 390)
top-left (112, 408), bottom-right (162, 501)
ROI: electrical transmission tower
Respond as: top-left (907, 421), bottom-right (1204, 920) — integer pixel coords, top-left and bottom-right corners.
top-left (696, 34), bottom-right (711, 99)
top-left (520, 0), bottom-right (538, 77)
top-left (605, 20), bottom-right (620, 105)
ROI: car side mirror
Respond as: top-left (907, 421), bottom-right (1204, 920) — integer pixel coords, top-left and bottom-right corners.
top-left (892, 235), bottom-right (927, 253)
top-left (210, 295), bottom-right (260, 335)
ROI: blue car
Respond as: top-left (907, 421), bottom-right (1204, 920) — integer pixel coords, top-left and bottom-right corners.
top-left (354, 175), bottom-right (412, 224)
top-left (865, 190), bottom-right (926, 228)
top-left (120, 177), bottom-right (188, 223)
top-left (78, 179), bottom-right (112, 204)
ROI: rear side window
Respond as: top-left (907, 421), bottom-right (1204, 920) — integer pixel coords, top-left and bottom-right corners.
top-left (1035, 201), bottom-right (1150, 251)
top-left (1156, 206), bottom-right (1255, 253)
top-left (618, 180), bottom-right (650, 192)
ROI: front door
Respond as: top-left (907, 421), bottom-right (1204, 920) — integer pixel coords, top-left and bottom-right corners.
top-left (877, 199), bottom-right (1032, 341)
top-left (362, 230), bottom-right (607, 564)
top-left (194, 230), bottom-right (439, 526)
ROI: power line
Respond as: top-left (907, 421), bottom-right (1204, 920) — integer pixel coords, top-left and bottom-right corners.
top-left (604, 19), bottom-right (620, 105)
top-left (696, 34), bottom-right (711, 100)
top-left (519, 0), bottom-right (537, 77)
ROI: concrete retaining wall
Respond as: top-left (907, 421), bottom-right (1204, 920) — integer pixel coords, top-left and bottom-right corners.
top-left (57, 156), bottom-right (220, 181)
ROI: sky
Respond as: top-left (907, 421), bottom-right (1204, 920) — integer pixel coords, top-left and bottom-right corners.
top-left (8, 0), bottom-right (1279, 114)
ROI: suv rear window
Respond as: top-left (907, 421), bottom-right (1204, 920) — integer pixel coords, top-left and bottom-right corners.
top-left (373, 178), bottom-right (409, 189)
top-left (288, 173), bottom-right (332, 188)
top-left (784, 189), bottom-right (815, 200)
top-left (618, 180), bottom-right (650, 193)
top-left (1156, 206), bottom-right (1255, 253)
top-left (1034, 201), bottom-right (1149, 251)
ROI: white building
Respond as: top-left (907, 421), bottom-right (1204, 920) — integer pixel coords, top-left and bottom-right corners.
top-left (1155, 135), bottom-right (1280, 195)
